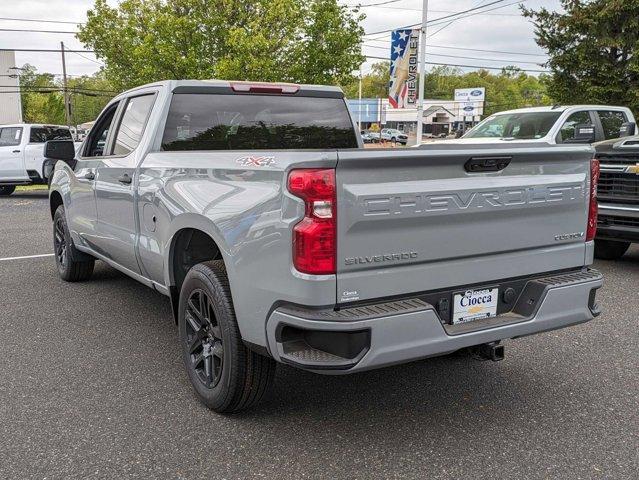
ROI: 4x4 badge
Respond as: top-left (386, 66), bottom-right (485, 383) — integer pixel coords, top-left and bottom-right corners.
top-left (236, 156), bottom-right (276, 167)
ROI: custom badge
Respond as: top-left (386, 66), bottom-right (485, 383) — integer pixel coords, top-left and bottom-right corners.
top-left (235, 156), bottom-right (276, 167)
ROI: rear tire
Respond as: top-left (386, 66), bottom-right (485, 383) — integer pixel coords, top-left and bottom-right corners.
top-left (53, 205), bottom-right (95, 281)
top-left (0, 185), bottom-right (16, 196)
top-left (178, 260), bottom-right (276, 413)
top-left (594, 239), bottom-right (630, 260)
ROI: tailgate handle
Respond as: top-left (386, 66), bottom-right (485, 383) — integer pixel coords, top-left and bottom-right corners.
top-left (465, 156), bottom-right (512, 173)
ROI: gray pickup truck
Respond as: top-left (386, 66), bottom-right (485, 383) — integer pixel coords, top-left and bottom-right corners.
top-left (47, 80), bottom-right (603, 413)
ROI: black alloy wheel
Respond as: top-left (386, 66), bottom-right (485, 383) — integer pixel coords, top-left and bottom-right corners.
top-left (54, 215), bottom-right (68, 269)
top-left (52, 205), bottom-right (94, 282)
top-left (185, 288), bottom-right (225, 388)
top-left (178, 260), bottom-right (276, 412)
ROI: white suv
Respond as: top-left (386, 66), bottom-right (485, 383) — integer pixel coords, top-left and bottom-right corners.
top-left (380, 128), bottom-right (408, 145)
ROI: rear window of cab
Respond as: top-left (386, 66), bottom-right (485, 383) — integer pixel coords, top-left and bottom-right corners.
top-left (161, 93), bottom-right (358, 150)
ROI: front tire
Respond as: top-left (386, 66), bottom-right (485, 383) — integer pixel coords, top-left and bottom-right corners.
top-left (53, 205), bottom-right (95, 281)
top-left (0, 185), bottom-right (16, 196)
top-left (179, 260), bottom-right (276, 413)
top-left (594, 239), bottom-right (631, 260)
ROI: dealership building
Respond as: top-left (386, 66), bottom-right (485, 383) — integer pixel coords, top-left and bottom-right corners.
top-left (348, 91), bottom-right (484, 137)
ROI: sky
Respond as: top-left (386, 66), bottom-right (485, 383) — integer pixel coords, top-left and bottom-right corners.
top-left (0, 0), bottom-right (562, 79)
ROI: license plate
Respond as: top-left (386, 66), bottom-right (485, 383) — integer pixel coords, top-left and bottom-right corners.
top-left (452, 288), bottom-right (498, 324)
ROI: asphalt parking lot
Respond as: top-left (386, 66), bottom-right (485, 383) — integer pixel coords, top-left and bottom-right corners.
top-left (1, 189), bottom-right (637, 479)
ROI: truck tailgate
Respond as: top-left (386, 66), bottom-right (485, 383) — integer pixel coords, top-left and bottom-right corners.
top-left (335, 144), bottom-right (593, 303)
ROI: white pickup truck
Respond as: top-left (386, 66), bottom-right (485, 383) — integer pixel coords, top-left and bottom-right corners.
top-left (0, 124), bottom-right (73, 196)
top-left (452, 105), bottom-right (636, 145)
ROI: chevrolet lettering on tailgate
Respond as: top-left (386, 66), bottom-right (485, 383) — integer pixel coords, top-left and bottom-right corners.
top-left (360, 184), bottom-right (585, 217)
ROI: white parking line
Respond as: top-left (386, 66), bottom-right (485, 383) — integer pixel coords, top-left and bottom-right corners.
top-left (0, 253), bottom-right (54, 262)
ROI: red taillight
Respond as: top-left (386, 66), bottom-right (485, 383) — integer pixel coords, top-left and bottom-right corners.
top-left (288, 169), bottom-right (336, 275)
top-left (587, 159), bottom-right (600, 241)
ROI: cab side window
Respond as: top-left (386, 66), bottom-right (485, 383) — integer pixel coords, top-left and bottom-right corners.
top-left (111, 94), bottom-right (156, 156)
top-left (598, 110), bottom-right (627, 140)
top-left (0, 127), bottom-right (22, 147)
top-left (559, 111), bottom-right (592, 142)
top-left (84, 102), bottom-right (119, 157)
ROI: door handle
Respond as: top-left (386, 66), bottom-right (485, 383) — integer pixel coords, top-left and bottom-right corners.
top-left (117, 173), bottom-right (132, 184)
top-left (84, 172), bottom-right (95, 181)
top-left (12, 150), bottom-right (20, 153)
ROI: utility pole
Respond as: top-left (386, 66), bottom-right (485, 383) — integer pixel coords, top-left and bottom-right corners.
top-left (358, 66), bottom-right (363, 131)
top-left (60, 41), bottom-right (71, 129)
top-left (415, 0), bottom-right (429, 146)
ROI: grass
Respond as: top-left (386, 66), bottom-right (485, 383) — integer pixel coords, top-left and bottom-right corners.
top-left (16, 185), bottom-right (48, 191)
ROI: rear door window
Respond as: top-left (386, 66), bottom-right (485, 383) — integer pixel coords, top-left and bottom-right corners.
top-left (559, 111), bottom-right (593, 142)
top-left (0, 127), bottom-right (22, 147)
top-left (29, 127), bottom-right (72, 143)
top-left (111, 94), bottom-right (156, 156)
top-left (161, 94), bottom-right (358, 150)
top-left (597, 110), bottom-right (628, 140)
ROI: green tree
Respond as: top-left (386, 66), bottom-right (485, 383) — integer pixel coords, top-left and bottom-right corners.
top-left (523, 0), bottom-right (639, 112)
top-left (67, 73), bottom-right (115, 124)
top-left (19, 64), bottom-right (65, 124)
top-left (78, 0), bottom-right (365, 90)
top-left (342, 62), bottom-right (389, 98)
top-left (18, 64), bottom-right (114, 125)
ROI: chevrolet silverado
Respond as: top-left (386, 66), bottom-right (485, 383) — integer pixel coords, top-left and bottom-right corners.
top-left (47, 80), bottom-right (603, 412)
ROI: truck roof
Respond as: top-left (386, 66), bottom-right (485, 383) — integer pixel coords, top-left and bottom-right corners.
top-left (119, 79), bottom-right (344, 98)
top-left (491, 105), bottom-right (631, 116)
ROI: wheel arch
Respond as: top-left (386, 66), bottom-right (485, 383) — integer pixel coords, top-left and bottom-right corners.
top-left (49, 189), bottom-right (64, 219)
top-left (165, 222), bottom-right (230, 324)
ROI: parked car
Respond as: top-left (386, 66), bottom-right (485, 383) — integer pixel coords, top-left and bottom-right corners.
top-left (447, 105), bottom-right (636, 145)
top-left (380, 128), bottom-right (408, 144)
top-left (47, 80), bottom-right (603, 413)
top-left (593, 135), bottom-right (639, 259)
top-left (360, 131), bottom-right (380, 144)
top-left (0, 124), bottom-right (73, 196)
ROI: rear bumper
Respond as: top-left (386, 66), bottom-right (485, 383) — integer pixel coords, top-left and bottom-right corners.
top-left (265, 269), bottom-right (603, 374)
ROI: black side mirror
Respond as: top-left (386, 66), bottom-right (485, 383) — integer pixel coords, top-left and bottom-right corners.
top-left (569, 123), bottom-right (596, 143)
top-left (44, 140), bottom-right (76, 163)
top-left (620, 122), bottom-right (636, 137)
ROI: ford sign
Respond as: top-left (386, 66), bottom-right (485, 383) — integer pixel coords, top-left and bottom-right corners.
top-left (470, 90), bottom-right (482, 96)
top-left (463, 106), bottom-right (475, 112)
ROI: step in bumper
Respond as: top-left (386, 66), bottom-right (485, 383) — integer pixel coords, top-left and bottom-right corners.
top-left (265, 269), bottom-right (603, 374)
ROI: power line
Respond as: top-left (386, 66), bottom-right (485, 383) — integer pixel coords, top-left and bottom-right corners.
top-left (426, 0), bottom-right (492, 41)
top-left (366, 6), bottom-right (522, 15)
top-left (367, 0), bottom-right (525, 39)
top-left (0, 27), bottom-right (77, 34)
top-left (364, 0), bottom-right (513, 36)
top-left (2, 84), bottom-right (117, 93)
top-left (362, 43), bottom-right (544, 65)
top-left (364, 54), bottom-right (548, 73)
top-left (356, 0), bottom-right (404, 7)
top-left (365, 38), bottom-right (546, 57)
top-left (0, 48), bottom-right (94, 53)
top-left (0, 90), bottom-right (111, 96)
top-left (0, 16), bottom-right (83, 25)
top-left (70, 50), bottom-right (103, 66)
